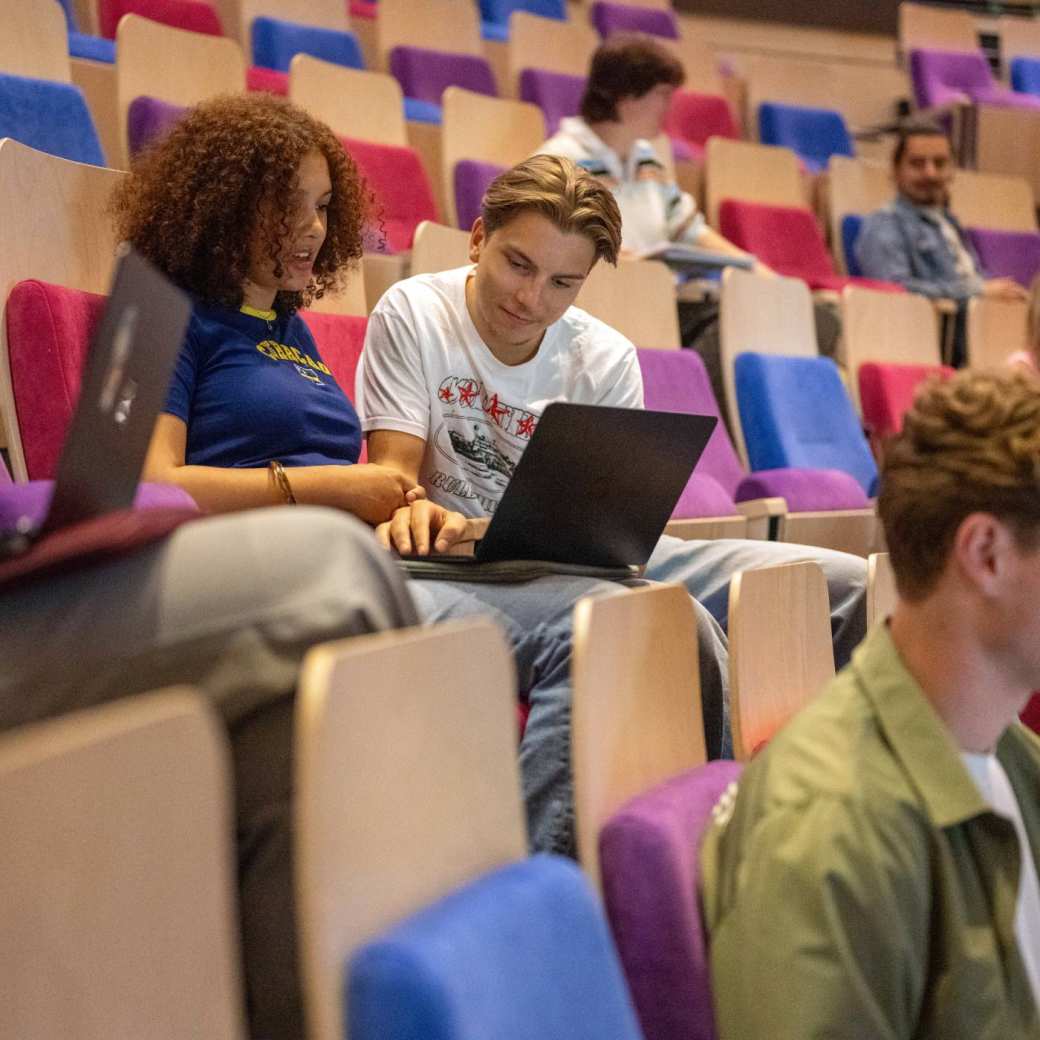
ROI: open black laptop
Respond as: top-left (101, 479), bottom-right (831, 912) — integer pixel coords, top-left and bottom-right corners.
top-left (401, 402), bottom-right (717, 581)
top-left (1, 245), bottom-right (191, 556)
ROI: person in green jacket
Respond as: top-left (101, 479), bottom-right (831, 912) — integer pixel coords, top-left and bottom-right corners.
top-left (702, 367), bottom-right (1040, 1039)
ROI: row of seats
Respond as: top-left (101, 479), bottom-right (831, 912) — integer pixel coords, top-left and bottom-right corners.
top-left (0, 550), bottom-right (897, 1039)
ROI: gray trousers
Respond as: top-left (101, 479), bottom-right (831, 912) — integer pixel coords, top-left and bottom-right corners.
top-left (0, 507), bottom-right (418, 1040)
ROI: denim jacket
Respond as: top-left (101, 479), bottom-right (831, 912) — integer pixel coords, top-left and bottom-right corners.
top-left (856, 195), bottom-right (985, 301)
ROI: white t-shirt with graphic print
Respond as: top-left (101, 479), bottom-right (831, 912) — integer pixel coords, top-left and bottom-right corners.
top-left (357, 265), bottom-right (644, 518)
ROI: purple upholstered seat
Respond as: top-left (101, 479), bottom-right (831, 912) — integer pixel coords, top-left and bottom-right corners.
top-left (453, 158), bottom-right (505, 229)
top-left (636, 348), bottom-right (870, 511)
top-left (966, 227), bottom-right (1040, 288)
top-left (670, 473), bottom-right (740, 519)
top-left (0, 482), bottom-right (199, 533)
top-left (389, 45), bottom-right (496, 113)
top-left (590, 1), bottom-right (679, 40)
top-left (910, 48), bottom-right (1040, 111)
top-left (519, 68), bottom-right (585, 134)
top-left (599, 760), bottom-right (743, 1040)
top-left (127, 96), bottom-right (186, 157)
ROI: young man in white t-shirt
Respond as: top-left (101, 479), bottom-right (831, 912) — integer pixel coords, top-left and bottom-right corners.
top-left (358, 155), bottom-right (866, 844)
top-left (702, 369), bottom-right (1040, 1036)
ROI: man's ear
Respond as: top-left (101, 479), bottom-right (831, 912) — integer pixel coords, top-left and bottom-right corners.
top-left (468, 217), bottom-right (486, 263)
top-left (954, 512), bottom-right (1015, 597)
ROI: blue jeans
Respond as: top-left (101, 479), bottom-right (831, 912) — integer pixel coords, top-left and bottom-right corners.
top-left (645, 535), bottom-right (867, 669)
top-left (409, 574), bottom-right (730, 855)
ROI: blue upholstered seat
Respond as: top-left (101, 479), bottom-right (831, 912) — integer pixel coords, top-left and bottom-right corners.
top-left (348, 855), bottom-right (645, 1040)
top-left (735, 353), bottom-right (879, 496)
top-left (251, 17), bottom-right (363, 73)
top-left (0, 72), bottom-right (105, 166)
top-left (757, 101), bottom-right (853, 174)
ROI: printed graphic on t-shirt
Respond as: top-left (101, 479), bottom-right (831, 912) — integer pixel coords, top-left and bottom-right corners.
top-left (255, 339), bottom-right (332, 384)
top-left (430, 374), bottom-right (540, 513)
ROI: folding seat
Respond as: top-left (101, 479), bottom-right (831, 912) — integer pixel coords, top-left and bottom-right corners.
top-left (898, 2), bottom-right (977, 55)
top-left (638, 348), bottom-right (875, 553)
top-left (663, 90), bottom-right (738, 163)
top-left (251, 17), bottom-right (364, 74)
top-left (599, 760), bottom-right (742, 1040)
top-left (51, 0), bottom-right (116, 64)
top-left (591, 1), bottom-right (680, 41)
top-left (910, 48), bottom-right (1040, 111)
top-left (858, 361), bottom-right (954, 441)
top-left (126, 94), bottom-right (185, 155)
top-left (757, 101), bottom-right (853, 174)
top-left (572, 584), bottom-right (709, 888)
top-left (98, 0), bottom-right (223, 39)
top-left (519, 68), bottom-right (585, 134)
top-left (0, 692), bottom-right (245, 1040)
top-left (0, 138), bottom-right (124, 479)
top-left (1011, 55), bottom-right (1040, 97)
top-left (507, 11), bottom-right (598, 92)
top-left (0, 71), bottom-right (105, 165)
top-left (454, 158), bottom-right (505, 230)
top-left (949, 169), bottom-right (1037, 233)
top-left (704, 137), bottom-right (804, 227)
top-left (734, 352), bottom-right (879, 496)
top-left (840, 284), bottom-right (942, 415)
top-left (842, 214), bottom-right (865, 276)
top-left (823, 154), bottom-right (890, 274)
top-left (294, 620), bottom-right (527, 1039)
top-left (410, 220), bottom-right (472, 275)
top-left (479, 0), bottom-right (566, 43)
top-left (114, 14), bottom-right (247, 166)
top-left (343, 136), bottom-right (439, 253)
top-left (966, 227), bottom-right (1040, 288)
top-left (719, 200), bottom-right (902, 293)
top-left (389, 45), bottom-right (497, 125)
top-left (577, 259), bottom-right (680, 348)
top-left (966, 296), bottom-right (1030, 368)
top-left (727, 560), bottom-right (836, 758)
top-left (348, 856), bottom-right (644, 1040)
top-left (441, 88), bottom-right (545, 226)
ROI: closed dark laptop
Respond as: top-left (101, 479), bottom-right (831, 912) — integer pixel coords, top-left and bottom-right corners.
top-left (39, 245), bottom-right (191, 533)
top-left (403, 402), bottom-right (716, 576)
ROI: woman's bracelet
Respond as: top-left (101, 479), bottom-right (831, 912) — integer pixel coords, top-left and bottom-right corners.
top-left (268, 460), bottom-right (297, 505)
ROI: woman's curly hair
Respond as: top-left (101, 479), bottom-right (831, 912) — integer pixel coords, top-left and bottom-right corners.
top-left (110, 93), bottom-right (369, 314)
top-left (879, 368), bottom-right (1040, 599)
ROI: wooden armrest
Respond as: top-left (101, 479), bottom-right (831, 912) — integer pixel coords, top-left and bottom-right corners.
top-left (736, 497), bottom-right (787, 519)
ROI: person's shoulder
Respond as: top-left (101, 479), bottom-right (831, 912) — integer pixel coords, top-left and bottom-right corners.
top-left (557, 302), bottom-right (637, 362)
top-left (372, 266), bottom-right (469, 320)
top-left (738, 668), bottom-right (928, 825)
top-left (861, 198), bottom-right (908, 228)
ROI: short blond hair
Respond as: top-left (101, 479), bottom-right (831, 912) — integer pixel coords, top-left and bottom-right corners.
top-left (480, 154), bottom-right (622, 266)
top-left (878, 368), bottom-right (1040, 600)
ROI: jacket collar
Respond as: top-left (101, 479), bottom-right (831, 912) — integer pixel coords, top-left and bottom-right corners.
top-left (852, 624), bottom-right (993, 828)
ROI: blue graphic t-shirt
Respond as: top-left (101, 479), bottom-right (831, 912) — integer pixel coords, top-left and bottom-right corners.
top-left (163, 302), bottom-right (361, 468)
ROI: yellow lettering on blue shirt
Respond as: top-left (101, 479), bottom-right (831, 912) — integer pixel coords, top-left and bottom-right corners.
top-left (256, 340), bottom-right (334, 378)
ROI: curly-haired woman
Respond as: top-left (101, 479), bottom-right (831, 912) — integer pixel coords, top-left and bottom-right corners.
top-left (112, 93), bottom-right (420, 520)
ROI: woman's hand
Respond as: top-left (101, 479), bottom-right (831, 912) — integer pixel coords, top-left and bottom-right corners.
top-left (333, 464), bottom-right (424, 526)
top-left (376, 501), bottom-right (490, 555)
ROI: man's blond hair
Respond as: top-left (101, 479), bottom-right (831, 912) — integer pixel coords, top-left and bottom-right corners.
top-left (878, 369), bottom-right (1040, 600)
top-left (480, 154), bottom-right (622, 266)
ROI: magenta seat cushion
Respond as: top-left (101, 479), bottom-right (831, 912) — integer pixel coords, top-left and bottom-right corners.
top-left (858, 361), bottom-right (955, 439)
top-left (341, 136), bottom-right (438, 253)
top-left (599, 760), bottom-right (743, 1040)
top-left (670, 472), bottom-right (738, 519)
top-left (735, 467), bottom-right (869, 511)
top-left (99, 0), bottom-right (222, 39)
top-left (7, 280), bottom-right (106, 480)
top-left (246, 65), bottom-right (290, 95)
top-left (0, 481), bottom-right (198, 531)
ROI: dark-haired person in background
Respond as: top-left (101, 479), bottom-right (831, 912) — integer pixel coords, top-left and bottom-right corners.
top-left (857, 121), bottom-right (1027, 365)
top-left (540, 32), bottom-right (751, 262)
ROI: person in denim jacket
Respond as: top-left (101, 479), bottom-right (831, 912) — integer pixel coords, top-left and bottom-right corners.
top-left (856, 122), bottom-right (1025, 363)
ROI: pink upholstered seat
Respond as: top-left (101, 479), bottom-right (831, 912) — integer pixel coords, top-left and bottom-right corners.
top-left (719, 199), bottom-right (904, 293)
top-left (99, 0), bottom-right (222, 39)
top-left (340, 136), bottom-right (439, 253)
top-left (858, 361), bottom-right (955, 440)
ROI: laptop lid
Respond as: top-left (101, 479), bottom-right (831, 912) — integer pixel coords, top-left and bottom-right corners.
top-left (475, 402), bottom-right (717, 568)
top-left (42, 244), bottom-right (192, 533)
